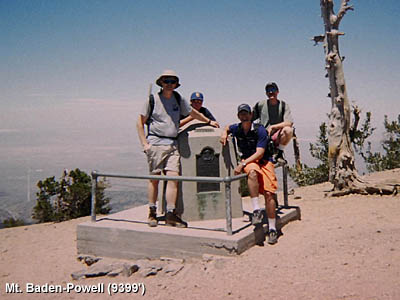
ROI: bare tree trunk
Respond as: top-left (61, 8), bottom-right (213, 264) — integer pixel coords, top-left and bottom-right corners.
top-left (313, 0), bottom-right (397, 196)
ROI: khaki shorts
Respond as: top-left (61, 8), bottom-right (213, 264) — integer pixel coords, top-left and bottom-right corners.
top-left (145, 144), bottom-right (180, 174)
top-left (244, 161), bottom-right (278, 193)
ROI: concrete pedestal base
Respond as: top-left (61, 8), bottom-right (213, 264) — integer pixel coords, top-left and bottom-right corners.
top-left (77, 199), bottom-right (300, 260)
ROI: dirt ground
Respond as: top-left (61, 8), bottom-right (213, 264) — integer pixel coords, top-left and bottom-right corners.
top-left (1, 169), bottom-right (399, 300)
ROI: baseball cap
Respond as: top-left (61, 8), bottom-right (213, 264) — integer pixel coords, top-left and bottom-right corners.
top-left (190, 92), bottom-right (204, 101)
top-left (265, 82), bottom-right (279, 92)
top-left (237, 104), bottom-right (251, 114)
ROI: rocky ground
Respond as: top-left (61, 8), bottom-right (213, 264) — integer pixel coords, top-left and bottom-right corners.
top-left (1, 169), bottom-right (399, 300)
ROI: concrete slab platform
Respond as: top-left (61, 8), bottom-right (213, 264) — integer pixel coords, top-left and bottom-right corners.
top-left (77, 200), bottom-right (300, 260)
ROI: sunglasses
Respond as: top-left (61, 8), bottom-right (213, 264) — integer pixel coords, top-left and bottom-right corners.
top-left (163, 79), bottom-right (178, 85)
top-left (266, 87), bottom-right (277, 93)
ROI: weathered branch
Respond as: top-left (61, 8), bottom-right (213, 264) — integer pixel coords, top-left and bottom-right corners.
top-left (312, 35), bottom-right (325, 46)
top-left (326, 182), bottom-right (399, 197)
top-left (335, 0), bottom-right (354, 27)
top-left (327, 30), bottom-right (345, 37)
top-left (349, 104), bottom-right (360, 142)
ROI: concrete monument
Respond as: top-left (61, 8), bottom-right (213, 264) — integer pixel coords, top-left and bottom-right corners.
top-left (173, 121), bottom-right (243, 221)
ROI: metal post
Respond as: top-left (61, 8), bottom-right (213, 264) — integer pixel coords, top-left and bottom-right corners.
top-left (283, 164), bottom-right (289, 207)
top-left (224, 179), bottom-right (233, 235)
top-left (91, 171), bottom-right (98, 222)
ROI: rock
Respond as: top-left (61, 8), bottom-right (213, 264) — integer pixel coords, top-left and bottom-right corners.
top-left (139, 267), bottom-right (158, 277)
top-left (77, 255), bottom-right (102, 266)
top-left (122, 263), bottom-right (139, 277)
top-left (163, 263), bottom-right (184, 276)
top-left (160, 257), bottom-right (185, 264)
top-left (71, 263), bottom-right (116, 280)
top-left (107, 264), bottom-right (125, 277)
top-left (84, 264), bottom-right (115, 278)
top-left (138, 262), bottom-right (163, 278)
top-left (71, 269), bottom-right (87, 280)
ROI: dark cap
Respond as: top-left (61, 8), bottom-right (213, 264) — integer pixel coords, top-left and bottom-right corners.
top-left (190, 92), bottom-right (204, 101)
top-left (265, 82), bottom-right (279, 92)
top-left (237, 103), bottom-right (251, 114)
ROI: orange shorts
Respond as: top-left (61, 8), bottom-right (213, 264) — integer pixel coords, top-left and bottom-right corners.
top-left (243, 161), bottom-right (277, 194)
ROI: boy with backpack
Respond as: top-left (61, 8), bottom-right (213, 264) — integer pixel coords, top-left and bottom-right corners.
top-left (220, 104), bottom-right (279, 245)
top-left (136, 70), bottom-right (219, 228)
top-left (252, 82), bottom-right (294, 163)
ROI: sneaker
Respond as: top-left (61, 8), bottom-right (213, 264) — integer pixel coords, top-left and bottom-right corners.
top-left (148, 206), bottom-right (158, 227)
top-left (251, 209), bottom-right (263, 225)
top-left (268, 229), bottom-right (278, 245)
top-left (166, 211), bottom-right (188, 228)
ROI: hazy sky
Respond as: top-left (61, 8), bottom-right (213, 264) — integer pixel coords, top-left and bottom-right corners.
top-left (1, 0), bottom-right (400, 176)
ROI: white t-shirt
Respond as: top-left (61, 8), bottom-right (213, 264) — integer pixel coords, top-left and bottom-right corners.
top-left (141, 92), bottom-right (192, 145)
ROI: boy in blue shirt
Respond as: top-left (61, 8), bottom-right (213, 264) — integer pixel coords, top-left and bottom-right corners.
top-left (220, 104), bottom-right (278, 244)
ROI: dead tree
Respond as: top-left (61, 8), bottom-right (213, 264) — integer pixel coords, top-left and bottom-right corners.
top-left (313, 0), bottom-right (397, 196)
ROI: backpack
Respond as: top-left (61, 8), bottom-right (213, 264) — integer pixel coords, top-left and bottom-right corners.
top-left (254, 100), bottom-right (286, 128)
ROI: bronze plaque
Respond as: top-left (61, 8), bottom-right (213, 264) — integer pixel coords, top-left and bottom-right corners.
top-left (196, 147), bottom-right (220, 192)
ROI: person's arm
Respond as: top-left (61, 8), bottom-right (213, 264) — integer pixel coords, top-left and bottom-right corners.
top-left (234, 147), bottom-right (265, 175)
top-left (136, 115), bottom-right (151, 152)
top-left (189, 108), bottom-right (220, 128)
top-left (179, 115), bottom-right (194, 127)
top-left (203, 108), bottom-right (216, 121)
top-left (268, 121), bottom-right (293, 134)
top-left (220, 125), bottom-right (230, 146)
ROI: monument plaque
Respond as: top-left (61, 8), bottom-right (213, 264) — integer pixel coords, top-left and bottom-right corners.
top-left (196, 147), bottom-right (220, 193)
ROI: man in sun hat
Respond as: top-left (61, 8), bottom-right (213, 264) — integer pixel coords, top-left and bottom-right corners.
top-left (252, 82), bottom-right (294, 163)
top-left (137, 70), bottom-right (219, 228)
top-left (220, 104), bottom-right (279, 245)
top-left (180, 91), bottom-right (218, 127)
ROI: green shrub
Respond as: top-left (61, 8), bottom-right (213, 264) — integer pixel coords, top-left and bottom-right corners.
top-left (2, 217), bottom-right (25, 228)
top-left (32, 168), bottom-right (111, 223)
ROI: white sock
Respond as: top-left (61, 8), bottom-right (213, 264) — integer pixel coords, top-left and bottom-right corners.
top-left (167, 205), bottom-right (175, 212)
top-left (268, 218), bottom-right (276, 231)
top-left (251, 197), bottom-right (260, 211)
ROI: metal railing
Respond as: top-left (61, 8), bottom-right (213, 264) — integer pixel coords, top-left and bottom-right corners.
top-left (90, 171), bottom-right (247, 235)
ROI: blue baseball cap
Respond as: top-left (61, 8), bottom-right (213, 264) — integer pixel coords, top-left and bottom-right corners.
top-left (237, 104), bottom-right (251, 113)
top-left (190, 92), bottom-right (204, 101)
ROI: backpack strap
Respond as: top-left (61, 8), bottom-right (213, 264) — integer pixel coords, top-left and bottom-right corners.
top-left (145, 94), bottom-right (155, 126)
top-left (279, 100), bottom-right (286, 123)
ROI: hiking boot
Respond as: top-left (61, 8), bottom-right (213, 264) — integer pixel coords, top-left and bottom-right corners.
top-left (268, 229), bottom-right (278, 245)
top-left (166, 211), bottom-right (188, 228)
top-left (148, 206), bottom-right (158, 227)
top-left (251, 209), bottom-right (263, 225)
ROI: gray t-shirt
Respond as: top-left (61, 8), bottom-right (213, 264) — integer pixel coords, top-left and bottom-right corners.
top-left (141, 92), bottom-right (192, 145)
top-left (252, 99), bottom-right (293, 129)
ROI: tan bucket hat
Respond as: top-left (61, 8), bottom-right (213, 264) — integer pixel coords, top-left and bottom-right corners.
top-left (156, 69), bottom-right (180, 87)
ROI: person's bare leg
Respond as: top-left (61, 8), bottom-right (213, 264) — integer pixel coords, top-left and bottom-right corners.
top-left (279, 126), bottom-right (293, 146)
top-left (264, 191), bottom-right (278, 244)
top-left (165, 170), bottom-right (187, 228)
top-left (147, 177), bottom-right (160, 227)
